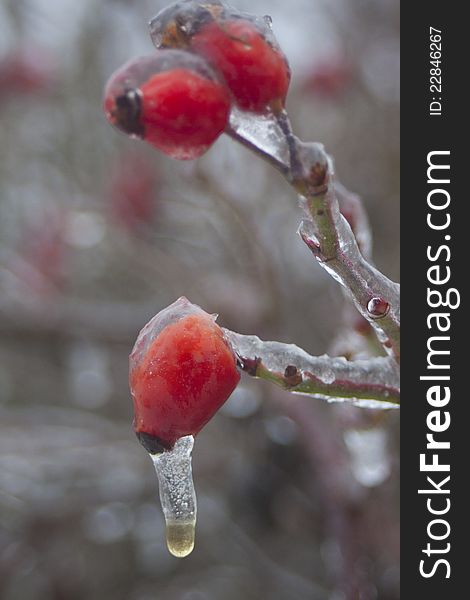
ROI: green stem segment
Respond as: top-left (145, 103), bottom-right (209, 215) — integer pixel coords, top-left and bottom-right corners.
top-left (296, 161), bottom-right (400, 363)
top-left (224, 330), bottom-right (400, 407)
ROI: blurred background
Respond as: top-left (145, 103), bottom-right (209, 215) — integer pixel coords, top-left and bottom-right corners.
top-left (0, 0), bottom-right (399, 599)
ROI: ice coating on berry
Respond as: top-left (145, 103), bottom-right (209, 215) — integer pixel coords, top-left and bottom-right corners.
top-left (149, 0), bottom-right (224, 48)
top-left (130, 297), bottom-right (240, 449)
top-left (139, 68), bottom-right (230, 159)
top-left (130, 297), bottom-right (208, 367)
top-left (103, 51), bottom-right (230, 159)
top-left (192, 19), bottom-right (290, 112)
top-left (149, 1), bottom-right (290, 113)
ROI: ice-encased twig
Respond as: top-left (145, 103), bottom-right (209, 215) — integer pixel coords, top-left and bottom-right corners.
top-left (334, 181), bottom-right (373, 262)
top-left (225, 117), bottom-right (400, 364)
top-left (295, 144), bottom-right (400, 363)
top-left (224, 329), bottom-right (400, 408)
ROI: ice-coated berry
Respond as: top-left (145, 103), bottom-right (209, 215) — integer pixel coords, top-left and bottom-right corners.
top-left (129, 297), bottom-right (241, 451)
top-left (191, 19), bottom-right (290, 113)
top-left (103, 51), bottom-right (231, 159)
top-left (149, 0), bottom-right (224, 48)
top-left (149, 1), bottom-right (290, 113)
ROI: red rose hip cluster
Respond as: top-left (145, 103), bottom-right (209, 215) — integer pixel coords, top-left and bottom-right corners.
top-left (104, 0), bottom-right (290, 159)
top-left (149, 0), bottom-right (290, 113)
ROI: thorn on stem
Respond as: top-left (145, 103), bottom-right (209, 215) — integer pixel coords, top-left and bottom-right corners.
top-left (299, 229), bottom-right (321, 256)
top-left (284, 365), bottom-right (302, 386)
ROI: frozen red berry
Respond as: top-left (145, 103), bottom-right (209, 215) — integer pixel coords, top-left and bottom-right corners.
top-left (149, 1), bottom-right (290, 114)
top-left (130, 297), bottom-right (240, 451)
top-left (103, 51), bottom-right (231, 160)
top-left (191, 19), bottom-right (290, 113)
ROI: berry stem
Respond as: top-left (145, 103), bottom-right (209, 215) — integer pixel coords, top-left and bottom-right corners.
top-left (274, 109), bottom-right (303, 180)
top-left (224, 329), bottom-right (400, 407)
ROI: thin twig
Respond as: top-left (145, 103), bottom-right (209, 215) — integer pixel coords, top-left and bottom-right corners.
top-left (224, 329), bottom-right (400, 407)
top-left (274, 109), bottom-right (303, 178)
top-left (295, 149), bottom-right (400, 362)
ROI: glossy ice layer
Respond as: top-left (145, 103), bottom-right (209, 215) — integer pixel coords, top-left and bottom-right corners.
top-left (149, 1), bottom-right (290, 113)
top-left (103, 51), bottom-right (230, 159)
top-left (191, 18), bottom-right (290, 112)
top-left (130, 297), bottom-right (240, 448)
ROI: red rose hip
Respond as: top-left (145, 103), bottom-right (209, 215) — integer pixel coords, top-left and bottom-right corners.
top-left (149, 1), bottom-right (290, 113)
top-left (103, 51), bottom-right (231, 159)
top-left (130, 297), bottom-right (240, 451)
top-left (191, 19), bottom-right (290, 113)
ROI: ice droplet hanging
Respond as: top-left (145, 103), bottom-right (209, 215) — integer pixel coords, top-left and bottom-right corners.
top-left (151, 436), bottom-right (197, 557)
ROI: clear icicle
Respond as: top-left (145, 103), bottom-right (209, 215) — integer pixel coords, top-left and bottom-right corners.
top-left (150, 435), bottom-right (197, 558)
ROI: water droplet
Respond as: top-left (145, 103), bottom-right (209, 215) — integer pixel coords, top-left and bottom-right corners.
top-left (166, 520), bottom-right (195, 557)
top-left (319, 368), bottom-right (335, 385)
top-left (150, 435), bottom-right (197, 558)
top-left (367, 297), bottom-right (390, 318)
top-left (263, 15), bottom-right (273, 28)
